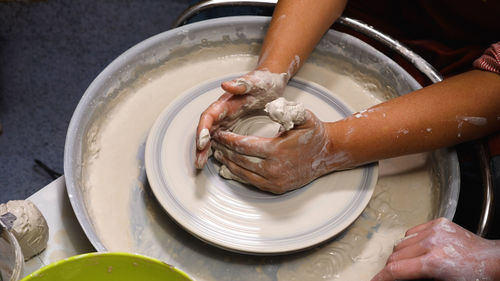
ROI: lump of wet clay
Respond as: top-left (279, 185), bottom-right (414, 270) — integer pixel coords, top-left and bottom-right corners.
top-left (265, 97), bottom-right (306, 131)
top-left (0, 200), bottom-right (49, 261)
top-left (218, 97), bottom-right (306, 181)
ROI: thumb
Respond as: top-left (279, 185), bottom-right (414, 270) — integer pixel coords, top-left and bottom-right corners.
top-left (221, 79), bottom-right (249, 95)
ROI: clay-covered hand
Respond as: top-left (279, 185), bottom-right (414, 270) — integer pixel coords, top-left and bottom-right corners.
top-left (211, 110), bottom-right (347, 194)
top-left (195, 70), bottom-right (288, 168)
top-left (372, 217), bottom-right (500, 281)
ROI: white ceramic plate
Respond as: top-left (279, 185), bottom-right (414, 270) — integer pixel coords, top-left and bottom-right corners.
top-left (145, 75), bottom-right (378, 255)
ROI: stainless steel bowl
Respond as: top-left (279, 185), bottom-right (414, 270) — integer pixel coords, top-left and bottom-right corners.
top-left (64, 16), bottom-right (460, 252)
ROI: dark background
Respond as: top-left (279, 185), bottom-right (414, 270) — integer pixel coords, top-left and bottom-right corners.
top-left (0, 0), bottom-right (189, 199)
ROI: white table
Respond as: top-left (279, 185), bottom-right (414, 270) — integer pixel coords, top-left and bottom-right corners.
top-left (23, 176), bottom-right (94, 277)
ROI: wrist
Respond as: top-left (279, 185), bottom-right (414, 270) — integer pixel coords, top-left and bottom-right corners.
top-left (316, 121), bottom-right (355, 172)
top-left (243, 69), bottom-right (289, 100)
top-left (254, 66), bottom-right (290, 82)
top-left (257, 58), bottom-right (296, 79)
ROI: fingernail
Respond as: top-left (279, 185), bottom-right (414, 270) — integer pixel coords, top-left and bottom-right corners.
top-left (198, 128), bottom-right (210, 149)
top-left (231, 79), bottom-right (250, 94)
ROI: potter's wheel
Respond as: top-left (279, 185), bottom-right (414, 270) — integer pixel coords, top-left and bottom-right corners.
top-left (145, 75), bottom-right (378, 254)
top-left (65, 16), bottom-right (460, 281)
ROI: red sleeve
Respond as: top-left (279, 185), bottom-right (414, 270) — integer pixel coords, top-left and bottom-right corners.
top-left (473, 42), bottom-right (500, 74)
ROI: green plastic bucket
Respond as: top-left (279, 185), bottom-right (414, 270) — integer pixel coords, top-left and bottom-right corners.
top-left (21, 253), bottom-right (192, 281)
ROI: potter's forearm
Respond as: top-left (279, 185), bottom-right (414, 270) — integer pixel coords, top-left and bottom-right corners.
top-left (492, 241), bottom-right (500, 280)
top-left (327, 70), bottom-right (500, 169)
top-left (257, 0), bottom-right (347, 76)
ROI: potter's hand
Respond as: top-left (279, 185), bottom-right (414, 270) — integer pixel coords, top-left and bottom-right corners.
top-left (195, 70), bottom-right (288, 168)
top-left (212, 110), bottom-right (344, 194)
top-left (372, 218), bottom-right (500, 281)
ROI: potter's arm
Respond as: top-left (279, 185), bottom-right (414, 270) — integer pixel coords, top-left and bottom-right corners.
top-left (213, 70), bottom-right (500, 193)
top-left (220, 0), bottom-right (348, 94)
top-left (255, 0), bottom-right (347, 75)
top-left (327, 70), bottom-right (500, 170)
top-left (195, 0), bottom-right (348, 168)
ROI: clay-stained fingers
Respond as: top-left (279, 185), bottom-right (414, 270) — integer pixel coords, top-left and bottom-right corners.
top-left (196, 93), bottom-right (254, 150)
top-left (387, 243), bottom-right (428, 264)
top-left (221, 71), bottom-right (284, 96)
top-left (371, 258), bottom-right (427, 281)
top-left (221, 79), bottom-right (249, 95)
top-left (195, 98), bottom-right (229, 169)
top-left (213, 130), bottom-right (274, 158)
top-left (217, 154), bottom-right (275, 192)
top-left (405, 219), bottom-right (437, 236)
top-left (213, 144), bottom-right (265, 176)
top-left (394, 229), bottom-right (432, 251)
top-left (195, 146), bottom-right (211, 169)
top-left (196, 93), bottom-right (233, 150)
